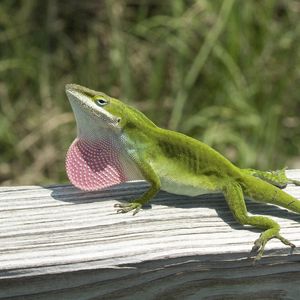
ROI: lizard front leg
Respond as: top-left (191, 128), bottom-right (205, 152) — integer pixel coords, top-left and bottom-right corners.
top-left (114, 156), bottom-right (161, 215)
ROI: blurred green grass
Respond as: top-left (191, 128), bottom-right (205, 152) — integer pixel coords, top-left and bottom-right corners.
top-left (0, 0), bottom-right (299, 186)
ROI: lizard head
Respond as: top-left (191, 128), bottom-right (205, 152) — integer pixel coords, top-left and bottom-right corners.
top-left (65, 83), bottom-right (127, 140)
top-left (66, 84), bottom-right (156, 140)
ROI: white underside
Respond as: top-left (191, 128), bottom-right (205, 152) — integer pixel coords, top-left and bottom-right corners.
top-left (159, 176), bottom-right (220, 197)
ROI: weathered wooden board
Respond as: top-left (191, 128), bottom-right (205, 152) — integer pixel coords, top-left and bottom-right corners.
top-left (0, 170), bottom-right (300, 299)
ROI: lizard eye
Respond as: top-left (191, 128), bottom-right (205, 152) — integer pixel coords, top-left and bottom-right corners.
top-left (95, 98), bottom-right (107, 106)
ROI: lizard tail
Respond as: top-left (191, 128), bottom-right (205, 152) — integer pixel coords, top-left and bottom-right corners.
top-left (241, 175), bottom-right (300, 214)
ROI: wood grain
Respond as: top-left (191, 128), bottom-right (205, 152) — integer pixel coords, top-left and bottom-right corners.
top-left (0, 170), bottom-right (300, 299)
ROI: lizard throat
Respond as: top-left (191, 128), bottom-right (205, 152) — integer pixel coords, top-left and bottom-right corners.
top-left (66, 138), bottom-right (127, 191)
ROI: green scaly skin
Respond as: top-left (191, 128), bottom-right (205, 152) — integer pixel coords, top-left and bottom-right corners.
top-left (243, 167), bottom-right (300, 188)
top-left (66, 84), bottom-right (300, 262)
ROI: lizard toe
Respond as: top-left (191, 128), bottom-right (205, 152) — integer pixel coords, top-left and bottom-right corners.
top-left (114, 202), bottom-right (142, 215)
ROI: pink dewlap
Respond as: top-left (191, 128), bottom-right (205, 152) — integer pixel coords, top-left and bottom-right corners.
top-left (66, 138), bottom-right (126, 191)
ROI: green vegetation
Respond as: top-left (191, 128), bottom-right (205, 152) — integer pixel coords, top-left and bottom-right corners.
top-left (0, 0), bottom-right (299, 186)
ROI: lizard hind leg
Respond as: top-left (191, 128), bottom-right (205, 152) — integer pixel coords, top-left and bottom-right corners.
top-left (223, 181), bottom-right (294, 262)
top-left (243, 167), bottom-right (290, 189)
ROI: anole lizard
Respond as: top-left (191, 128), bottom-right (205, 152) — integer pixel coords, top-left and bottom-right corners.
top-left (65, 83), bottom-right (300, 261)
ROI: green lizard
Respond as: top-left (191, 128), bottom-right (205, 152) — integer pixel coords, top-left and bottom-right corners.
top-left (65, 83), bottom-right (300, 261)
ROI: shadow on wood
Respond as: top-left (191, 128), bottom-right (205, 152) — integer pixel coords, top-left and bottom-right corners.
top-left (0, 170), bottom-right (300, 299)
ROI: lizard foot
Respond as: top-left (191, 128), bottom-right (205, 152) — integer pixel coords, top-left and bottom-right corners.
top-left (114, 202), bottom-right (142, 215)
top-left (250, 234), bottom-right (295, 264)
top-left (250, 238), bottom-right (267, 263)
top-left (290, 179), bottom-right (300, 186)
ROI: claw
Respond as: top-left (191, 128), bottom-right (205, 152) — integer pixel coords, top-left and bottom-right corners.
top-left (114, 202), bottom-right (142, 215)
top-left (249, 238), bottom-right (266, 263)
top-left (289, 244), bottom-right (296, 255)
top-left (114, 203), bottom-right (123, 208)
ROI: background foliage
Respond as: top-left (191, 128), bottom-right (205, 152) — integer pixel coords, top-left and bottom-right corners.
top-left (0, 0), bottom-right (300, 186)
